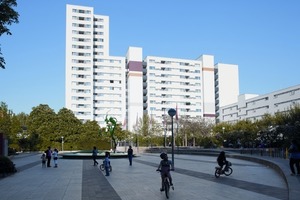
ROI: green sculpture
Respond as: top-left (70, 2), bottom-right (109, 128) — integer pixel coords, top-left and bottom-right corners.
top-left (105, 115), bottom-right (118, 152)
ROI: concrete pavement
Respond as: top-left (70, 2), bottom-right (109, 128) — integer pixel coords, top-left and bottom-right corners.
top-left (0, 152), bottom-right (298, 200)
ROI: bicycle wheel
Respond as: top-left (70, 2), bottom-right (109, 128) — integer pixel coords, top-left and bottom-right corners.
top-left (164, 179), bottom-right (170, 199)
top-left (99, 164), bottom-right (104, 171)
top-left (224, 167), bottom-right (233, 176)
top-left (214, 168), bottom-right (221, 178)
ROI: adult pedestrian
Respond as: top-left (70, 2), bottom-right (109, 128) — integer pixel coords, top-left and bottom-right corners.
top-left (288, 139), bottom-right (300, 176)
top-left (127, 145), bottom-right (133, 166)
top-left (92, 146), bottom-right (99, 166)
top-left (45, 146), bottom-right (52, 167)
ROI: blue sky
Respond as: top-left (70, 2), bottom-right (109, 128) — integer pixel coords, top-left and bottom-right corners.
top-left (0, 0), bottom-right (299, 114)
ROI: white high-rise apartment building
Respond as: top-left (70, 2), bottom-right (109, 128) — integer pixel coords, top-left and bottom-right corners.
top-left (142, 55), bottom-right (216, 125)
top-left (65, 4), bottom-right (239, 130)
top-left (65, 5), bottom-right (125, 127)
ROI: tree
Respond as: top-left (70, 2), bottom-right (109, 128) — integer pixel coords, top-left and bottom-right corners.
top-left (177, 116), bottom-right (213, 147)
top-left (0, 0), bottom-right (19, 69)
top-left (9, 112), bottom-right (28, 150)
top-left (133, 113), bottom-right (163, 146)
top-left (78, 120), bottom-right (101, 150)
top-left (27, 104), bottom-right (57, 149)
top-left (55, 108), bottom-right (82, 150)
top-left (0, 102), bottom-right (12, 135)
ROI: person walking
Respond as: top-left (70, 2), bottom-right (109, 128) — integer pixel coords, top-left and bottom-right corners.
top-left (288, 139), bottom-right (300, 176)
top-left (52, 148), bottom-right (59, 168)
top-left (45, 146), bottom-right (52, 167)
top-left (127, 145), bottom-right (133, 166)
top-left (92, 146), bottom-right (99, 166)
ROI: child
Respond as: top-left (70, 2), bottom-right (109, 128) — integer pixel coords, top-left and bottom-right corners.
top-left (41, 153), bottom-right (46, 168)
top-left (217, 151), bottom-right (229, 172)
top-left (104, 151), bottom-right (110, 176)
top-left (157, 152), bottom-right (174, 191)
top-left (52, 148), bottom-right (59, 168)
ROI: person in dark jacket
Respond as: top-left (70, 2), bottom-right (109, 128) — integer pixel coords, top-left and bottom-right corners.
top-left (157, 153), bottom-right (174, 191)
top-left (217, 151), bottom-right (229, 172)
top-left (127, 146), bottom-right (133, 166)
top-left (44, 146), bottom-right (52, 167)
top-left (92, 146), bottom-right (99, 166)
top-left (288, 139), bottom-right (300, 176)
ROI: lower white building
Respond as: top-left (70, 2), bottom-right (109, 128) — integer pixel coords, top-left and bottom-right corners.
top-left (219, 84), bottom-right (300, 123)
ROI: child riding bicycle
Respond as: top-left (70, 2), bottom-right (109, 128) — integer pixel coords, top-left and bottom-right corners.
top-left (156, 152), bottom-right (174, 191)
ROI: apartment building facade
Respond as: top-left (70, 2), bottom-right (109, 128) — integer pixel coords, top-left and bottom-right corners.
top-left (65, 4), bottom-right (239, 131)
top-left (65, 5), bottom-right (126, 128)
top-left (219, 84), bottom-right (300, 123)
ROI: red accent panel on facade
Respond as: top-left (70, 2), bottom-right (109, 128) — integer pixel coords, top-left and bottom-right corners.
top-left (203, 114), bottom-right (216, 117)
top-left (128, 61), bottom-right (142, 72)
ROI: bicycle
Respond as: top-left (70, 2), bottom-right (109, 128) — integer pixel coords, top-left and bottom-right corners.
top-left (157, 169), bottom-right (174, 199)
top-left (99, 161), bottom-right (112, 172)
top-left (215, 161), bottom-right (233, 178)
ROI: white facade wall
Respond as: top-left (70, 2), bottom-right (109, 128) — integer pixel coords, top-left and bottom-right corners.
top-left (198, 55), bottom-right (216, 123)
top-left (215, 63), bottom-right (239, 107)
top-left (219, 84), bottom-right (300, 123)
top-left (214, 63), bottom-right (239, 122)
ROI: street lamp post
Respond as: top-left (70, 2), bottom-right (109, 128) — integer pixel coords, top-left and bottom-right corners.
top-left (168, 108), bottom-right (176, 169)
top-left (61, 136), bottom-right (64, 152)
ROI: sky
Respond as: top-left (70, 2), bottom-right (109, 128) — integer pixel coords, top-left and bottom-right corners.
top-left (0, 0), bottom-right (299, 115)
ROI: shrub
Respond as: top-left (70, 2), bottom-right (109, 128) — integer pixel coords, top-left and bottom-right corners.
top-left (0, 156), bottom-right (17, 176)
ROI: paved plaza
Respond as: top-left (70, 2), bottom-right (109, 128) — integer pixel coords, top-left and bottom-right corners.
top-left (0, 152), bottom-right (299, 200)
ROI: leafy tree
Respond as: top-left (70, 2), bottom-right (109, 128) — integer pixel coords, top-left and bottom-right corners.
top-left (9, 113), bottom-right (27, 150)
top-left (0, 0), bottom-right (19, 69)
top-left (27, 104), bottom-right (56, 149)
top-left (112, 125), bottom-right (130, 147)
top-left (78, 120), bottom-right (102, 150)
top-left (0, 102), bottom-right (12, 135)
top-left (55, 108), bottom-right (82, 150)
